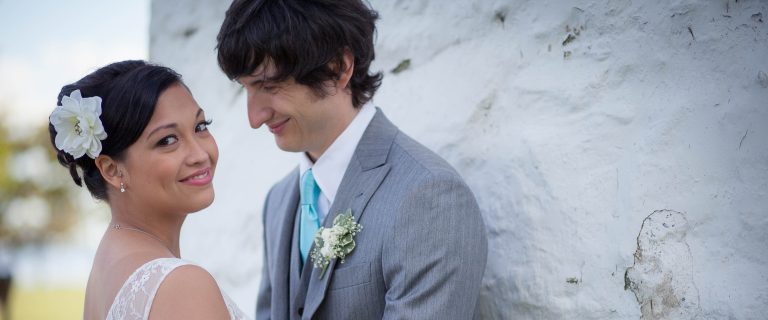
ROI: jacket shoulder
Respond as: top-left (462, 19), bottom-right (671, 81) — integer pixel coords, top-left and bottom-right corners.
top-left (266, 167), bottom-right (298, 199)
top-left (389, 132), bottom-right (462, 179)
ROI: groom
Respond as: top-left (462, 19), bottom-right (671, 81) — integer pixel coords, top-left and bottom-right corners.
top-left (217, 0), bottom-right (487, 319)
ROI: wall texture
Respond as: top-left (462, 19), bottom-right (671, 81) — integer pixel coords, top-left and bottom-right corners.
top-left (150, 0), bottom-right (768, 318)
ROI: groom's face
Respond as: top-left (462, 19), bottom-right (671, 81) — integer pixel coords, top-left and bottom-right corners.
top-left (238, 62), bottom-right (354, 158)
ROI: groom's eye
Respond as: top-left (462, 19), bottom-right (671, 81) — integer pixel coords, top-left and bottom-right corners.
top-left (260, 81), bottom-right (280, 93)
top-left (262, 85), bottom-right (278, 93)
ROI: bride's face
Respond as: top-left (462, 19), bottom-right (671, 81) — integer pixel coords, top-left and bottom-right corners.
top-left (120, 83), bottom-right (218, 215)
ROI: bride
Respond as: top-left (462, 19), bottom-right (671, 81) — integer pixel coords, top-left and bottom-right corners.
top-left (49, 60), bottom-right (249, 320)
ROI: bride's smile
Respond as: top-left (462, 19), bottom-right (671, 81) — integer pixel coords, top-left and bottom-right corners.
top-left (179, 167), bottom-right (213, 185)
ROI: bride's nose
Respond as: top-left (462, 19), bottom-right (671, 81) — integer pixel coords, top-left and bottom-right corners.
top-left (185, 136), bottom-right (211, 166)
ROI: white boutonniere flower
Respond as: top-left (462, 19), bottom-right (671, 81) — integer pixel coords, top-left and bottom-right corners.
top-left (49, 89), bottom-right (108, 159)
top-left (311, 209), bottom-right (363, 279)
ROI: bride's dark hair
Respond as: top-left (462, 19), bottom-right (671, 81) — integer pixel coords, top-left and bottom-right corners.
top-left (49, 60), bottom-right (181, 201)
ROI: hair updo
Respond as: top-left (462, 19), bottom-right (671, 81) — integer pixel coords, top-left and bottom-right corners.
top-left (49, 60), bottom-right (182, 201)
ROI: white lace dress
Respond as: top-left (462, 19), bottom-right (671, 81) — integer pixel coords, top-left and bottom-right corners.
top-left (106, 258), bottom-right (250, 320)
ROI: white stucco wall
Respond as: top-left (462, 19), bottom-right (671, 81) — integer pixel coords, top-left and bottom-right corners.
top-left (150, 0), bottom-right (768, 318)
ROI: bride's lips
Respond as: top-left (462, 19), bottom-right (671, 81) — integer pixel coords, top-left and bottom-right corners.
top-left (267, 118), bottom-right (289, 134)
top-left (179, 168), bottom-right (213, 186)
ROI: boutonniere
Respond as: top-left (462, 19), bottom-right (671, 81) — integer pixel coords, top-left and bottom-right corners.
top-left (310, 209), bottom-right (363, 279)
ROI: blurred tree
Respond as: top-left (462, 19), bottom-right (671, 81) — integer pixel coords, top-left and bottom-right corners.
top-left (0, 107), bottom-right (85, 318)
top-left (0, 84), bottom-right (101, 320)
top-left (0, 117), bottom-right (80, 246)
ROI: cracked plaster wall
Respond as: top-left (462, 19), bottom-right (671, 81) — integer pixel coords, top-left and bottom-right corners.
top-left (150, 0), bottom-right (768, 318)
top-left (625, 210), bottom-right (699, 319)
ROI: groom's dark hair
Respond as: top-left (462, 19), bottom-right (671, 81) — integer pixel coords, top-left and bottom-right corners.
top-left (216, 0), bottom-right (382, 108)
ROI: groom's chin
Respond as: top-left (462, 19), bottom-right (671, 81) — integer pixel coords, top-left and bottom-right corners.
top-left (274, 137), bottom-right (302, 153)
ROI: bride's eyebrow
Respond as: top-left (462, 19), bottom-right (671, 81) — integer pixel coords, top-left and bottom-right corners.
top-left (146, 123), bottom-right (177, 141)
top-left (145, 109), bottom-right (204, 140)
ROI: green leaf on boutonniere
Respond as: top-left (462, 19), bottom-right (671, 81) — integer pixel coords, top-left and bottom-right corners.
top-left (310, 209), bottom-right (363, 279)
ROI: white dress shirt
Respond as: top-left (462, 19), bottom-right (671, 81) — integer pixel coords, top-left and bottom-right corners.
top-left (299, 101), bottom-right (376, 222)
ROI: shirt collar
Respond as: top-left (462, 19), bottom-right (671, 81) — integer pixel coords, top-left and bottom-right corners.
top-left (299, 101), bottom-right (376, 203)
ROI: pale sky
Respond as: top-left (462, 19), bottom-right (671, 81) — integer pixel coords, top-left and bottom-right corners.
top-left (0, 0), bottom-right (149, 137)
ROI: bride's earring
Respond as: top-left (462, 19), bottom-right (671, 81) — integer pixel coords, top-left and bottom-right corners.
top-left (119, 172), bottom-right (126, 193)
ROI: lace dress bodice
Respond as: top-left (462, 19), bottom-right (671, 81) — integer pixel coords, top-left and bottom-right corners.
top-left (106, 258), bottom-right (249, 320)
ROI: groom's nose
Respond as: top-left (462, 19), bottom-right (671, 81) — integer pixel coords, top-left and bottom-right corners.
top-left (247, 94), bottom-right (273, 129)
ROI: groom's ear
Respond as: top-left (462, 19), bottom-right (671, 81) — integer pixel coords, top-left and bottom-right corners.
top-left (95, 155), bottom-right (122, 191)
top-left (333, 48), bottom-right (355, 91)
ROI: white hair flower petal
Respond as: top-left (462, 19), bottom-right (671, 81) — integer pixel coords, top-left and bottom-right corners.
top-left (50, 89), bottom-right (108, 159)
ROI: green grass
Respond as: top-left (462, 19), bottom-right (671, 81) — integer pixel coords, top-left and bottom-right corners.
top-left (3, 285), bottom-right (84, 320)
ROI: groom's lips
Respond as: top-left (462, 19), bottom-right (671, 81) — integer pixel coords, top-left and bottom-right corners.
top-left (268, 118), bottom-right (290, 134)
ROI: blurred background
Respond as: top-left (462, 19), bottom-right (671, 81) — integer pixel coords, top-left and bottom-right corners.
top-left (1, 0), bottom-right (767, 319)
top-left (0, 1), bottom-right (149, 319)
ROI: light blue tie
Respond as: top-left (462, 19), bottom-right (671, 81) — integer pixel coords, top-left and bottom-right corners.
top-left (299, 169), bottom-right (321, 265)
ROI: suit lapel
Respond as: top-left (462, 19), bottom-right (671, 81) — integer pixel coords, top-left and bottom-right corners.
top-left (300, 109), bottom-right (399, 317)
top-left (272, 169), bottom-right (300, 319)
top-left (289, 203), bottom-right (303, 317)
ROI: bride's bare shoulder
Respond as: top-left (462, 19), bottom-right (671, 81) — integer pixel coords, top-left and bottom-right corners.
top-left (148, 264), bottom-right (230, 320)
top-left (84, 239), bottom-right (175, 319)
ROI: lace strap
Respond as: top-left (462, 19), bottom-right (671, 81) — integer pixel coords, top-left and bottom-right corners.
top-left (106, 258), bottom-right (193, 320)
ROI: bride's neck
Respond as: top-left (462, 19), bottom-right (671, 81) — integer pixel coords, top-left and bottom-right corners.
top-left (109, 202), bottom-right (186, 258)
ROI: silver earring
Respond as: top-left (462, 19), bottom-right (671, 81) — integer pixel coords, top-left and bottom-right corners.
top-left (120, 182), bottom-right (126, 193)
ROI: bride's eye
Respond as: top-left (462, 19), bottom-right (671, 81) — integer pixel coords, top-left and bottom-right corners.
top-left (196, 119), bottom-right (213, 132)
top-left (157, 135), bottom-right (179, 146)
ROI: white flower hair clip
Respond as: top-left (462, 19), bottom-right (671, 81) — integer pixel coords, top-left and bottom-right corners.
top-left (50, 89), bottom-right (108, 159)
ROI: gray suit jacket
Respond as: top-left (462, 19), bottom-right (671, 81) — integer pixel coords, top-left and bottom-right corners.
top-left (256, 109), bottom-right (487, 319)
